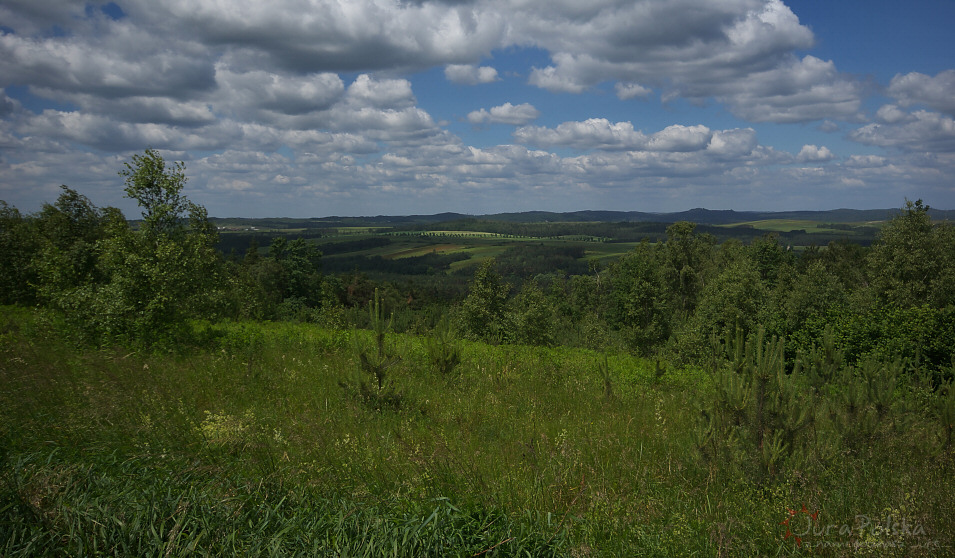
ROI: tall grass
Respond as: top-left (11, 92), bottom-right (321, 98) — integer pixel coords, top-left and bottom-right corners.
top-left (2, 306), bottom-right (953, 555)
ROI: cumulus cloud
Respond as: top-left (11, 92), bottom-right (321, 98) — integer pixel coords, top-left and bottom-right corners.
top-left (515, 120), bottom-right (765, 164)
top-left (0, 24), bottom-right (216, 99)
top-left (345, 74), bottom-right (416, 109)
top-left (0, 91), bottom-right (17, 118)
top-left (0, 0), bottom-right (952, 216)
top-left (528, 63), bottom-right (589, 94)
top-left (18, 109), bottom-right (240, 152)
top-left (706, 128), bottom-right (758, 159)
top-left (445, 64), bottom-right (499, 84)
top-left (845, 155), bottom-right (886, 168)
top-left (514, 0), bottom-right (864, 123)
top-left (215, 68), bottom-right (345, 117)
top-left (849, 110), bottom-right (955, 153)
top-left (875, 104), bottom-right (912, 124)
top-left (615, 82), bottom-right (651, 100)
top-left (711, 56), bottom-right (864, 123)
top-left (467, 102), bottom-right (540, 125)
top-left (796, 144), bottom-right (834, 162)
top-left (122, 0), bottom-right (507, 73)
top-left (514, 119), bottom-right (648, 151)
top-left (647, 125), bottom-right (713, 152)
top-left (887, 70), bottom-right (955, 115)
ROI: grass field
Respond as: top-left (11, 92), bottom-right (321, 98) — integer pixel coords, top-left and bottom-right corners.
top-left (384, 244), bottom-right (468, 259)
top-left (3, 307), bottom-right (953, 556)
top-left (719, 219), bottom-right (864, 234)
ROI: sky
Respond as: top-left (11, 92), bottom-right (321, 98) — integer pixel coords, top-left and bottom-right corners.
top-left (1, 0), bottom-right (954, 218)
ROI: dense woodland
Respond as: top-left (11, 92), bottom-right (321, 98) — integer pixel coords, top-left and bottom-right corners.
top-left (3, 151), bottom-right (955, 555)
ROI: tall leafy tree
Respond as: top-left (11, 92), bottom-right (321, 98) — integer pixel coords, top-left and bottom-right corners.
top-left (458, 258), bottom-right (511, 342)
top-left (608, 241), bottom-right (671, 354)
top-left (106, 149), bottom-right (222, 340)
top-left (868, 199), bottom-right (955, 309)
top-left (33, 187), bottom-right (113, 304)
top-left (0, 201), bottom-right (39, 305)
top-left (508, 280), bottom-right (557, 346)
top-left (662, 221), bottom-right (716, 316)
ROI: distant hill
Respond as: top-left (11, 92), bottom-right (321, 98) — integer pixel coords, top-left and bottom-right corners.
top-left (211, 207), bottom-right (955, 228)
top-left (471, 207), bottom-right (955, 225)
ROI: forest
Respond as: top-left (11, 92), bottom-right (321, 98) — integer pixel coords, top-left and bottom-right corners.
top-left (2, 151), bottom-right (954, 555)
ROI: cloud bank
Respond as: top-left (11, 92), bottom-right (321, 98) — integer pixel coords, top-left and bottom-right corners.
top-left (0, 0), bottom-right (952, 215)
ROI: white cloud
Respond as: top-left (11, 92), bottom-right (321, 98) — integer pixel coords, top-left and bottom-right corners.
top-left (0, 0), bottom-right (952, 216)
top-left (849, 110), bottom-right (955, 153)
top-left (647, 125), bottom-right (712, 152)
top-left (17, 110), bottom-right (239, 152)
top-left (215, 68), bottom-right (345, 117)
top-left (845, 155), bottom-right (886, 168)
top-left (888, 70), bottom-right (955, 115)
top-left (444, 64), bottom-right (499, 85)
top-left (712, 56), bottom-right (864, 123)
top-left (123, 0), bottom-right (507, 73)
top-left (515, 118), bottom-right (648, 151)
top-left (528, 64), bottom-right (588, 94)
top-left (706, 128), bottom-right (758, 159)
top-left (875, 104), bottom-right (912, 124)
top-left (467, 102), bottom-right (540, 125)
top-left (614, 82), bottom-right (651, 100)
top-left (513, 0), bottom-right (864, 123)
top-left (0, 24), bottom-right (216, 99)
top-left (796, 144), bottom-right (834, 162)
top-left (345, 74), bottom-right (416, 109)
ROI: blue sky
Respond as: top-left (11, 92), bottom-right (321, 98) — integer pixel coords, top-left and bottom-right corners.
top-left (1, 1), bottom-right (953, 218)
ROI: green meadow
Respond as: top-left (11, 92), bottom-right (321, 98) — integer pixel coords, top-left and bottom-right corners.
top-left (3, 308), bottom-right (953, 556)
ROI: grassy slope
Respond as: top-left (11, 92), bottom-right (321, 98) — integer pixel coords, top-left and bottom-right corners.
top-left (2, 308), bottom-right (953, 556)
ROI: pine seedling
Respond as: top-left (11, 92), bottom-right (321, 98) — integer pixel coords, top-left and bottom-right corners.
top-left (597, 354), bottom-right (613, 400)
top-left (341, 289), bottom-right (403, 410)
top-left (424, 316), bottom-right (462, 377)
top-left (796, 325), bottom-right (844, 393)
top-left (938, 380), bottom-right (955, 453)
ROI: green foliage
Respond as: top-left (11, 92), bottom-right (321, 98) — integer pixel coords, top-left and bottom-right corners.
top-left (698, 328), bottom-right (814, 481)
top-left (607, 241), bottom-right (671, 354)
top-left (747, 233), bottom-right (794, 286)
top-left (0, 152), bottom-right (224, 347)
top-left (684, 258), bottom-right (768, 357)
top-left (868, 199), bottom-right (955, 309)
top-left (662, 221), bottom-right (716, 316)
top-left (507, 280), bottom-right (557, 346)
top-left (423, 316), bottom-right (462, 377)
top-left (938, 380), bottom-right (955, 452)
top-left (120, 149), bottom-right (193, 239)
top-left (457, 259), bottom-right (511, 343)
top-left (0, 201), bottom-right (39, 305)
top-left (341, 289), bottom-right (404, 411)
top-left (268, 236), bottom-right (324, 305)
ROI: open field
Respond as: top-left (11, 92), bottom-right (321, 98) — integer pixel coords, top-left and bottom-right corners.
top-left (214, 211), bottom-right (884, 282)
top-left (719, 219), bottom-right (868, 234)
top-left (384, 243), bottom-right (468, 259)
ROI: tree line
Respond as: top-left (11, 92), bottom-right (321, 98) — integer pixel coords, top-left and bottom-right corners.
top-left (2, 151), bottom-right (954, 379)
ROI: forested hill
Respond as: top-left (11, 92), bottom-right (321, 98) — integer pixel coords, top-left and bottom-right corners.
top-left (476, 207), bottom-right (955, 224)
top-left (212, 207), bottom-right (955, 228)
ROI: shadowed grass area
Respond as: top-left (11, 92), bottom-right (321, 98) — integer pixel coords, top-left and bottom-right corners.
top-left (2, 307), bottom-right (954, 556)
